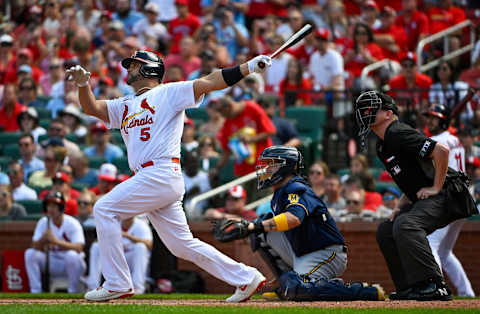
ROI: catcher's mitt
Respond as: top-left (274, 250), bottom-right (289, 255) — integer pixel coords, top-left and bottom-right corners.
top-left (212, 219), bottom-right (251, 243)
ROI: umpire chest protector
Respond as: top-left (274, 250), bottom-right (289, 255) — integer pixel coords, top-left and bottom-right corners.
top-left (271, 176), bottom-right (345, 257)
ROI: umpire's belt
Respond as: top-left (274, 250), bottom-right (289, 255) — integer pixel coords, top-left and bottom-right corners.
top-left (133, 157), bottom-right (180, 174)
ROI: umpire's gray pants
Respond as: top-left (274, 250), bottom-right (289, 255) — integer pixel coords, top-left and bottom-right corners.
top-left (266, 231), bottom-right (347, 281)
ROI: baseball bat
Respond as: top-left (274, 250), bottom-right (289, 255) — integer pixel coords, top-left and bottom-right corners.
top-left (450, 88), bottom-right (478, 119)
top-left (42, 216), bottom-right (50, 293)
top-left (258, 24), bottom-right (314, 69)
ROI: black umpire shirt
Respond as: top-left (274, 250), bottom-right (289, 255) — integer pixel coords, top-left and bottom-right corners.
top-left (376, 120), bottom-right (442, 203)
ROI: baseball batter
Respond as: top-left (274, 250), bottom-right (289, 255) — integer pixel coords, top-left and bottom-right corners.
top-left (67, 50), bottom-right (272, 302)
top-left (423, 105), bottom-right (475, 297)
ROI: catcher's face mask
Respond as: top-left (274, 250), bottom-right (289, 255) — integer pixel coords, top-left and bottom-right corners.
top-left (256, 157), bottom-right (285, 190)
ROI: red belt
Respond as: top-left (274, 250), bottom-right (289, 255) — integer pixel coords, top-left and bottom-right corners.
top-left (133, 158), bottom-right (180, 175)
top-left (141, 158), bottom-right (180, 168)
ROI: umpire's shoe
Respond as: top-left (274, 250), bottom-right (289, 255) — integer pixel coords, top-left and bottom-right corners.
top-left (226, 269), bottom-right (266, 303)
top-left (390, 279), bottom-right (453, 301)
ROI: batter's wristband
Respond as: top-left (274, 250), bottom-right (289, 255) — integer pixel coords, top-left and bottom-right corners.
top-left (221, 65), bottom-right (244, 86)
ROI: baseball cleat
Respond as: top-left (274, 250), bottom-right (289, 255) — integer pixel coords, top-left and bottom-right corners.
top-left (262, 292), bottom-right (279, 300)
top-left (85, 286), bottom-right (134, 301)
top-left (226, 269), bottom-right (266, 303)
top-left (372, 284), bottom-right (386, 301)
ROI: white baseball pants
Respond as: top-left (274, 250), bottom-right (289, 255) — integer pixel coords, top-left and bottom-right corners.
top-left (427, 218), bottom-right (475, 297)
top-left (93, 162), bottom-right (257, 292)
top-left (87, 242), bottom-right (151, 293)
top-left (24, 248), bottom-right (86, 293)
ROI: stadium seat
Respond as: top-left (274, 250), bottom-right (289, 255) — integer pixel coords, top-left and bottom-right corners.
top-left (71, 182), bottom-right (88, 191)
top-left (374, 181), bottom-right (398, 193)
top-left (186, 108), bottom-right (209, 124)
top-left (39, 119), bottom-right (51, 129)
top-left (3, 143), bottom-right (20, 160)
top-left (37, 134), bottom-right (49, 143)
top-left (88, 157), bottom-right (107, 169)
top-left (0, 132), bottom-right (23, 147)
top-left (112, 156), bottom-right (130, 174)
top-left (35, 106), bottom-right (53, 119)
top-left (110, 130), bottom-right (123, 145)
top-left (219, 156), bottom-right (236, 184)
top-left (17, 199), bottom-right (44, 215)
top-left (65, 134), bottom-right (79, 143)
top-left (0, 156), bottom-right (12, 171)
top-left (36, 96), bottom-right (52, 108)
top-left (285, 106), bottom-right (327, 141)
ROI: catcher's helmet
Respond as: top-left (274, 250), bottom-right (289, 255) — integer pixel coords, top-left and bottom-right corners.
top-left (354, 90), bottom-right (398, 137)
top-left (422, 103), bottom-right (451, 130)
top-left (43, 191), bottom-right (65, 212)
top-left (256, 146), bottom-right (304, 190)
top-left (121, 50), bottom-right (165, 82)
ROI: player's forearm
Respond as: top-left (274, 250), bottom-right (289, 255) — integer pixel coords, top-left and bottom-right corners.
top-left (78, 86), bottom-right (108, 121)
top-left (260, 212), bottom-right (301, 232)
top-left (431, 143), bottom-right (450, 191)
top-left (56, 240), bottom-right (83, 253)
top-left (128, 235), bottom-right (153, 250)
top-left (209, 63), bottom-right (249, 89)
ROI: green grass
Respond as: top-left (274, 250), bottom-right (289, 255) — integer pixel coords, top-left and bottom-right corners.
top-left (0, 306), bottom-right (477, 314)
top-left (0, 293), bottom-right (229, 300)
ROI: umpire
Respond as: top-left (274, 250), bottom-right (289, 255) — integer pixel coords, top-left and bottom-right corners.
top-left (354, 91), bottom-right (477, 301)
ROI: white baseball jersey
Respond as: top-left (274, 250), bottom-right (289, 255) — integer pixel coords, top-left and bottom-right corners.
top-left (122, 218), bottom-right (153, 252)
top-left (32, 215), bottom-right (85, 253)
top-left (105, 81), bottom-right (203, 171)
top-left (431, 131), bottom-right (465, 172)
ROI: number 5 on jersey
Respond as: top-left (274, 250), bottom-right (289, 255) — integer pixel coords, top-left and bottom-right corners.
top-left (140, 127), bottom-right (150, 141)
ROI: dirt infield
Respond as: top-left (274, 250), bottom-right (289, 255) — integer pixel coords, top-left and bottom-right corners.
top-left (0, 298), bottom-right (479, 308)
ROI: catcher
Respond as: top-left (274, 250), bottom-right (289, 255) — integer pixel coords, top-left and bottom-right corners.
top-left (213, 145), bottom-right (385, 301)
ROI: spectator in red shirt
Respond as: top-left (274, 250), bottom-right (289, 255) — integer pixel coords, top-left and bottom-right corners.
top-left (388, 51), bottom-right (433, 111)
top-left (89, 163), bottom-right (118, 197)
top-left (288, 27), bottom-right (318, 67)
top-left (168, 0), bottom-right (201, 54)
top-left (373, 6), bottom-right (408, 61)
top-left (39, 171), bottom-right (79, 216)
top-left (395, 0), bottom-right (429, 52)
top-left (428, 0), bottom-right (466, 35)
top-left (164, 36), bottom-right (201, 78)
top-left (204, 185), bottom-right (257, 221)
top-left (279, 58), bottom-right (312, 107)
top-left (0, 83), bottom-right (26, 132)
top-left (246, 0), bottom-right (288, 19)
top-left (0, 34), bottom-right (15, 83)
top-left (344, 22), bottom-right (384, 78)
top-left (215, 96), bottom-right (276, 177)
top-left (3, 48), bottom-right (44, 84)
top-left (360, 0), bottom-right (381, 31)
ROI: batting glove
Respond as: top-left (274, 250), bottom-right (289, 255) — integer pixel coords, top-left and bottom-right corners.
top-left (66, 65), bottom-right (91, 87)
top-left (247, 55), bottom-right (272, 74)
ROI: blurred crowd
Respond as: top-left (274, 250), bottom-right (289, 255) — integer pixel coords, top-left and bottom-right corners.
top-left (1, 0), bottom-right (480, 225)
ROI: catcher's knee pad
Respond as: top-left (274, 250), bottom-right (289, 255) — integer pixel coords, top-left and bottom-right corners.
top-left (278, 271), bottom-right (383, 301)
top-left (249, 233), bottom-right (290, 279)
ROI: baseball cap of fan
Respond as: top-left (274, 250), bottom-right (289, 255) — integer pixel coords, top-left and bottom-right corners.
top-left (98, 163), bottom-right (118, 182)
top-left (227, 185), bottom-right (247, 200)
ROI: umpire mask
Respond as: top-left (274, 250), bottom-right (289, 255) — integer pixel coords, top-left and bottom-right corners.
top-left (354, 91), bottom-right (398, 147)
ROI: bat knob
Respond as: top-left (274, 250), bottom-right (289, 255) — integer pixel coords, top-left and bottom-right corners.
top-left (258, 61), bottom-right (265, 69)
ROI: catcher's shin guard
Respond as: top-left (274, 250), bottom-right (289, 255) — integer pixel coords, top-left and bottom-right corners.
top-left (278, 271), bottom-right (384, 301)
top-left (249, 233), bottom-right (290, 280)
